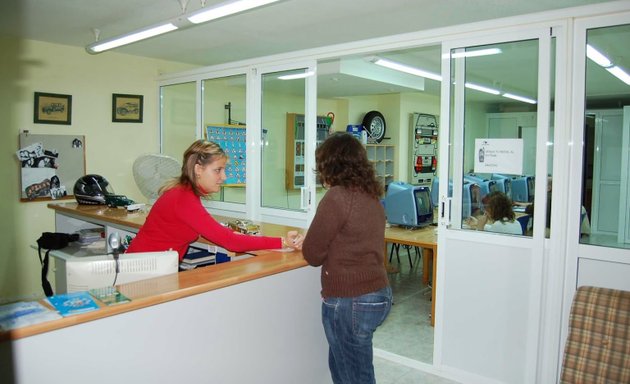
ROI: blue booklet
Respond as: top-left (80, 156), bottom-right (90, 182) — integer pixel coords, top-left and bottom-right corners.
top-left (0, 301), bottom-right (62, 331)
top-left (47, 291), bottom-right (100, 317)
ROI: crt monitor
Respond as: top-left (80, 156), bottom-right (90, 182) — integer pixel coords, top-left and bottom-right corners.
top-left (464, 174), bottom-right (498, 201)
top-left (385, 181), bottom-right (433, 228)
top-left (430, 177), bottom-right (475, 218)
top-left (65, 250), bottom-right (179, 293)
top-left (490, 174), bottom-right (513, 199)
top-left (504, 175), bottom-right (535, 203)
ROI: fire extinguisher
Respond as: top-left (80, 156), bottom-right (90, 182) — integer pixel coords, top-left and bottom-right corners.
top-left (432, 156), bottom-right (437, 172)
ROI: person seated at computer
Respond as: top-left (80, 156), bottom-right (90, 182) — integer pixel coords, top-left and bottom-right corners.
top-left (465, 191), bottom-right (522, 235)
top-left (126, 139), bottom-right (304, 260)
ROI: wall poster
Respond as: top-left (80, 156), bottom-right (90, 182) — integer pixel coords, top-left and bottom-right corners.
top-left (17, 133), bottom-right (86, 202)
top-left (205, 124), bottom-right (246, 186)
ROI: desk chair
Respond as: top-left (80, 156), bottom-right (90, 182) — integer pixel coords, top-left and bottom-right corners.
top-left (388, 243), bottom-right (421, 269)
top-left (516, 215), bottom-right (531, 235)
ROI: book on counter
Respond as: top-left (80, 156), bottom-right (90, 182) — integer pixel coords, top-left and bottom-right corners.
top-left (0, 301), bottom-right (62, 331)
top-left (47, 291), bottom-right (100, 317)
top-left (89, 287), bottom-right (131, 306)
top-left (180, 249), bottom-right (216, 269)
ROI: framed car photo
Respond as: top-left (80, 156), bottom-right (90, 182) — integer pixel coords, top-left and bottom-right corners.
top-left (112, 93), bottom-right (143, 123)
top-left (34, 92), bottom-right (72, 125)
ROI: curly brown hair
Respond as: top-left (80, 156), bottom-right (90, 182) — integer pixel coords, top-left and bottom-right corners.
top-left (484, 191), bottom-right (515, 222)
top-left (315, 132), bottom-right (384, 199)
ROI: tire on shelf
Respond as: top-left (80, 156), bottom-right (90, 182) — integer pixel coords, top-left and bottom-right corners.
top-left (362, 110), bottom-right (386, 143)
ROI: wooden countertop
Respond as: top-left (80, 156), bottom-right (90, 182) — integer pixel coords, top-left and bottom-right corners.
top-left (1, 203), bottom-right (307, 341)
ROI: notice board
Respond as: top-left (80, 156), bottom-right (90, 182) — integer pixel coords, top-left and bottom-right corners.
top-left (205, 124), bottom-right (246, 186)
top-left (17, 133), bottom-right (86, 202)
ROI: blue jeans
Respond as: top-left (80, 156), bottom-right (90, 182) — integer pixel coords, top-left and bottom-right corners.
top-left (321, 286), bottom-right (393, 384)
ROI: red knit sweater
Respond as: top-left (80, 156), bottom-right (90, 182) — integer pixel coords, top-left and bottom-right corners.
top-left (126, 185), bottom-right (281, 260)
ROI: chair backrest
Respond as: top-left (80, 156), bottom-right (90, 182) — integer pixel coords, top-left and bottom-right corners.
top-left (516, 215), bottom-right (530, 235)
top-left (560, 286), bottom-right (630, 383)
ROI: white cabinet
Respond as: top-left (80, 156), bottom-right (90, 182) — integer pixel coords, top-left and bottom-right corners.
top-left (366, 144), bottom-right (394, 188)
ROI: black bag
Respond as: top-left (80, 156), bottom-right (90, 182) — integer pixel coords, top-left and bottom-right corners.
top-left (37, 232), bottom-right (79, 297)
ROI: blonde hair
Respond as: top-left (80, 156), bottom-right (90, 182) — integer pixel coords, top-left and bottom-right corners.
top-left (160, 140), bottom-right (227, 197)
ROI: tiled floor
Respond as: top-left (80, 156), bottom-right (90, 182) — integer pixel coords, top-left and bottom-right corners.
top-left (373, 246), bottom-right (460, 384)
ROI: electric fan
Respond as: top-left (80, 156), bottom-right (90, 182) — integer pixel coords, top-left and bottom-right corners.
top-left (132, 154), bottom-right (180, 203)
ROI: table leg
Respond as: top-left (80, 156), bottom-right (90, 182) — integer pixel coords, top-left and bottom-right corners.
top-left (384, 242), bottom-right (399, 273)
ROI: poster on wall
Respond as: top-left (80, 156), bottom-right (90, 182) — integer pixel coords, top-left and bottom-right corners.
top-left (17, 133), bottom-right (86, 202)
top-left (205, 124), bottom-right (246, 185)
top-left (473, 138), bottom-right (523, 175)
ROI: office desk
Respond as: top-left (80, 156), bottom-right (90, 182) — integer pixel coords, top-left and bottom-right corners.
top-left (0, 203), bottom-right (330, 384)
top-left (384, 225), bottom-right (437, 326)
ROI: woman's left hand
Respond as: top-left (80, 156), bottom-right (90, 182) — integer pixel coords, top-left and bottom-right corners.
top-left (285, 230), bottom-right (305, 250)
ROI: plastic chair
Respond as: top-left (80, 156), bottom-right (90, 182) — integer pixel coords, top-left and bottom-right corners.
top-left (516, 215), bottom-right (530, 235)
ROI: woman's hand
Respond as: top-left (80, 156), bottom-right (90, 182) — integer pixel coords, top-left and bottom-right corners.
top-left (284, 230), bottom-right (304, 250)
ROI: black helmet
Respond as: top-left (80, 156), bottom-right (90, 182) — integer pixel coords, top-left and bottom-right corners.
top-left (73, 174), bottom-right (115, 205)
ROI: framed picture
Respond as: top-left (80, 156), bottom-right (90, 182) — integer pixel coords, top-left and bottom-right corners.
top-left (112, 93), bottom-right (143, 123)
top-left (34, 92), bottom-right (72, 125)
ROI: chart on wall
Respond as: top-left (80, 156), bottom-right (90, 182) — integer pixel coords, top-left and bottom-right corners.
top-left (205, 124), bottom-right (246, 185)
top-left (17, 133), bottom-right (86, 202)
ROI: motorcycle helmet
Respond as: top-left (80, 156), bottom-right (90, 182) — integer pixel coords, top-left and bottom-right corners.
top-left (73, 174), bottom-right (115, 205)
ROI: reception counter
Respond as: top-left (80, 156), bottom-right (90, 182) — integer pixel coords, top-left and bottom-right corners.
top-left (0, 203), bottom-right (330, 384)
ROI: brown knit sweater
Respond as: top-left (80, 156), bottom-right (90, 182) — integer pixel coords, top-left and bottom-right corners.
top-left (302, 186), bottom-right (389, 298)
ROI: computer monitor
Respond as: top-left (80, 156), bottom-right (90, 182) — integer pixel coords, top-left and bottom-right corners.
top-left (430, 177), bottom-right (476, 218)
top-left (385, 181), bottom-right (433, 228)
top-left (505, 175), bottom-right (535, 203)
top-left (65, 251), bottom-right (179, 292)
top-left (490, 174), bottom-right (513, 199)
top-left (464, 174), bottom-right (498, 202)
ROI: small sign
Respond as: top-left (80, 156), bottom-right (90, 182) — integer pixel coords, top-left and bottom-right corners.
top-left (474, 138), bottom-right (523, 175)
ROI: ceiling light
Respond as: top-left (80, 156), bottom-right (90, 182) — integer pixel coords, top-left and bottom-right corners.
top-left (371, 57), bottom-right (442, 82)
top-left (447, 48), bottom-right (502, 59)
top-left (586, 44), bottom-right (630, 86)
top-left (465, 82), bottom-right (500, 95)
top-left (586, 44), bottom-right (612, 67)
top-left (87, 23), bottom-right (178, 53)
top-left (188, 0), bottom-right (282, 24)
top-left (502, 93), bottom-right (537, 104)
top-left (606, 66), bottom-right (630, 86)
top-left (278, 71), bottom-right (315, 80)
top-left (86, 0), bottom-right (282, 54)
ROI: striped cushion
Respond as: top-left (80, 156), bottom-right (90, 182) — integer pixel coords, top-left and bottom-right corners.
top-left (561, 286), bottom-right (630, 384)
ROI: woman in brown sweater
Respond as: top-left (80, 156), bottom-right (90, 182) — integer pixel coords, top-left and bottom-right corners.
top-left (302, 132), bottom-right (392, 384)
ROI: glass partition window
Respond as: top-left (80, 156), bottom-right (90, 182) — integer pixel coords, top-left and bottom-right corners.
top-left (202, 75), bottom-right (247, 204)
top-left (261, 68), bottom-right (307, 211)
top-left (449, 39), bottom-right (547, 237)
top-left (161, 82), bottom-right (196, 161)
top-left (580, 23), bottom-right (630, 248)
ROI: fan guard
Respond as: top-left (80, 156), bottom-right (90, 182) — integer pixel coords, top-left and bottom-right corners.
top-left (132, 154), bottom-right (180, 202)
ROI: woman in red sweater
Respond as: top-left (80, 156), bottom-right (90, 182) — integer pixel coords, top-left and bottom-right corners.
top-left (126, 140), bottom-right (302, 260)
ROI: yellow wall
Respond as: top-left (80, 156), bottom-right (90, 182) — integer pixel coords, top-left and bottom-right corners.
top-left (0, 37), bottom-right (196, 302)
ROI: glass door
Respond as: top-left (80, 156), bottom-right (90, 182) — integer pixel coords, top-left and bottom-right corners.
top-left (256, 62), bottom-right (317, 226)
top-left (435, 28), bottom-right (555, 383)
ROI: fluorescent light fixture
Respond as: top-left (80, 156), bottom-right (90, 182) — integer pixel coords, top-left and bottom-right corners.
top-left (87, 23), bottom-right (178, 53)
top-left (465, 82), bottom-right (500, 95)
top-left (586, 44), bottom-right (630, 86)
top-left (447, 48), bottom-right (502, 59)
top-left (278, 71), bottom-right (315, 80)
top-left (502, 92), bottom-right (537, 104)
top-left (586, 44), bottom-right (612, 67)
top-left (188, 0), bottom-right (281, 24)
top-left (372, 58), bottom-right (442, 82)
top-left (606, 66), bottom-right (630, 86)
top-left (86, 0), bottom-right (282, 54)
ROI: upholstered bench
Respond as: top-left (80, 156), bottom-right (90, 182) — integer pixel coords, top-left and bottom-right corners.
top-left (561, 285), bottom-right (630, 383)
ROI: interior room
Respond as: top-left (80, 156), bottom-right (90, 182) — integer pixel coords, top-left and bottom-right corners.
top-left (1, 1), bottom-right (629, 384)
